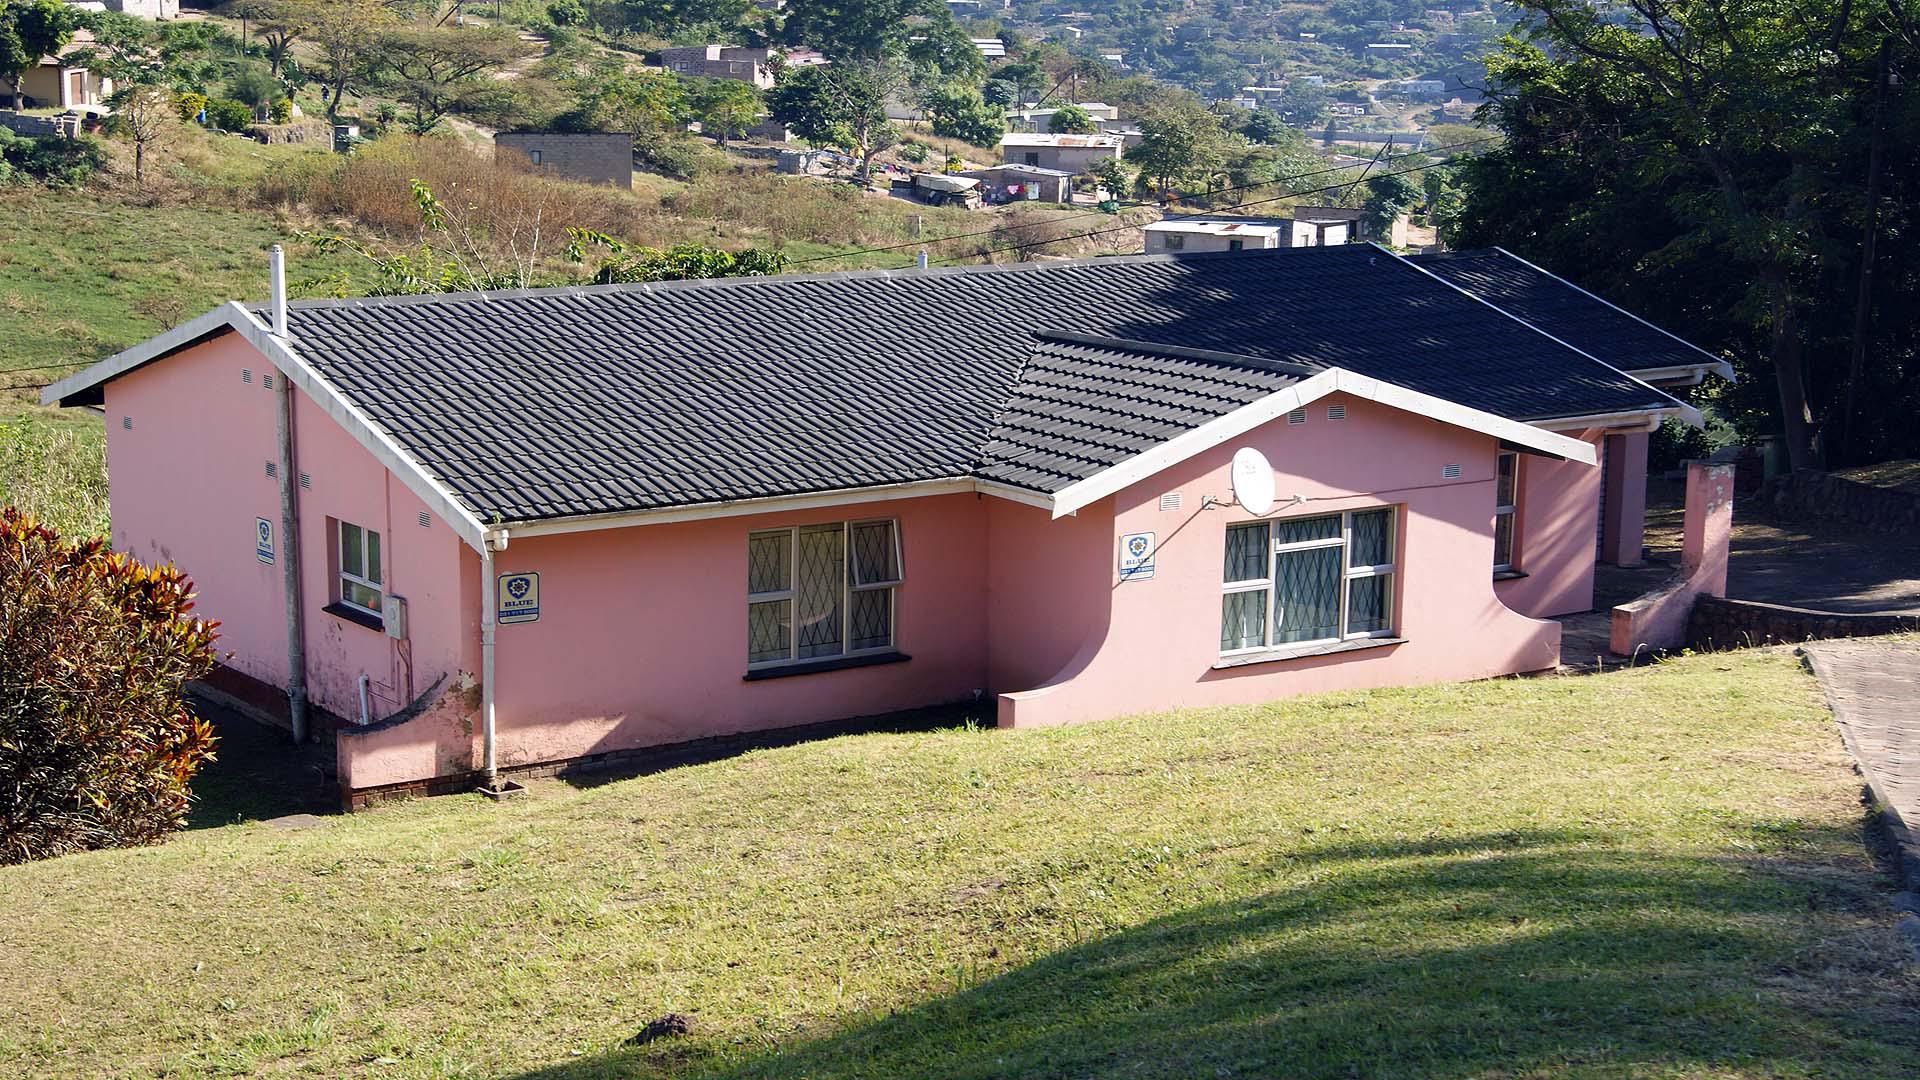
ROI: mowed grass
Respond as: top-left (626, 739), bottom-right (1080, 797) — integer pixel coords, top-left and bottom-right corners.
top-left (2, 649), bottom-right (1916, 1078)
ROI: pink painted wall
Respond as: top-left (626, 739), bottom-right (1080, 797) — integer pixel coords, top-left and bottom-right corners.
top-left (484, 493), bottom-right (990, 769)
top-left (104, 333), bottom-right (478, 734)
top-left (1609, 461), bottom-right (1733, 655)
top-left (1601, 430), bottom-right (1650, 567)
top-left (1493, 431), bottom-right (1603, 619)
top-left (991, 392), bottom-right (1568, 728)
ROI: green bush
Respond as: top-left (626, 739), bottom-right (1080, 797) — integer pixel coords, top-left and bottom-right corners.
top-left (0, 509), bottom-right (218, 866)
top-left (204, 97), bottom-right (256, 132)
top-left (897, 141), bottom-right (930, 164)
top-left (634, 131), bottom-right (718, 180)
top-left (268, 98), bottom-right (293, 125)
top-left (0, 129), bottom-right (107, 187)
top-left (174, 91), bottom-right (208, 123)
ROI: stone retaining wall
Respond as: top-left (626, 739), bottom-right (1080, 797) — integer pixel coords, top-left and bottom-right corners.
top-left (1688, 595), bottom-right (1919, 650)
top-left (1756, 469), bottom-right (1920, 535)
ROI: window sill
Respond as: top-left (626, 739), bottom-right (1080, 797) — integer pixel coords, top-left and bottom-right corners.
top-left (744, 650), bottom-right (910, 681)
top-left (324, 602), bottom-right (385, 633)
top-left (1213, 636), bottom-right (1406, 670)
top-left (1493, 569), bottom-right (1529, 582)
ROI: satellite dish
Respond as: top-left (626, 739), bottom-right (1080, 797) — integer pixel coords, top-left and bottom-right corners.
top-left (1231, 447), bottom-right (1275, 515)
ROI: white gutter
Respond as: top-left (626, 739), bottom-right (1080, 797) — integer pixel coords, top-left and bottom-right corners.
top-left (502, 477), bottom-right (980, 538)
top-left (1533, 408), bottom-right (1683, 433)
top-left (479, 529), bottom-right (506, 789)
top-left (268, 246), bottom-right (309, 745)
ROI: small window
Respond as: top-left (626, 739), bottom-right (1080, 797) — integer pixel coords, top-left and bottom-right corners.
top-left (1228, 238), bottom-right (1245, 251)
top-left (1220, 509), bottom-right (1397, 654)
top-left (1161, 233), bottom-right (1185, 250)
top-left (529, 149), bottom-right (543, 165)
top-left (748, 519), bottom-right (902, 667)
top-left (1493, 450), bottom-right (1519, 572)
top-left (338, 521), bottom-right (384, 618)
top-left (1023, 152), bottom-right (1041, 166)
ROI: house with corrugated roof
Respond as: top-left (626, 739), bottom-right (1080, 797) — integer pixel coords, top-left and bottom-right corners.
top-left (45, 245), bottom-right (1728, 806)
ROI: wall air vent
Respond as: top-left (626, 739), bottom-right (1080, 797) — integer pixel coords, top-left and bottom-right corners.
top-left (298, 472), bottom-right (311, 491)
top-left (1442, 463), bottom-right (1462, 479)
top-left (241, 368), bottom-right (253, 385)
top-left (1326, 404), bottom-right (1346, 420)
top-left (121, 416), bottom-right (132, 430)
top-left (418, 511), bottom-right (432, 528)
top-left (265, 461), bottom-right (276, 478)
top-left (1287, 408), bottom-right (1307, 425)
top-left (263, 373), bottom-right (274, 390)
top-left (1159, 493), bottom-right (1182, 513)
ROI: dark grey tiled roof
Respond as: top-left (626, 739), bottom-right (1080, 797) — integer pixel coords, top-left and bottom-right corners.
top-left (978, 334), bottom-right (1314, 493)
top-left (1408, 249), bottom-right (1725, 375)
top-left (271, 245), bottom-right (1676, 522)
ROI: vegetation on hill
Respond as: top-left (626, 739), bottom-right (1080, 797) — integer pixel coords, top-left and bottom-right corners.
top-left (0, 648), bottom-right (1914, 1074)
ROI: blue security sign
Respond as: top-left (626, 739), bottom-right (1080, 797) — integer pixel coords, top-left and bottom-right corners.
top-left (1118, 531), bottom-right (1155, 581)
top-left (497, 571), bottom-right (540, 624)
top-left (255, 517), bottom-right (274, 564)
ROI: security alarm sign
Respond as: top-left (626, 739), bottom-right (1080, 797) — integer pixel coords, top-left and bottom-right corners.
top-left (255, 517), bottom-right (274, 564)
top-left (1118, 531), bottom-right (1156, 581)
top-left (497, 572), bottom-right (540, 624)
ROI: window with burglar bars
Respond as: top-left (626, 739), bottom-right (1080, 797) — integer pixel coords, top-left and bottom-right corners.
top-left (747, 520), bottom-right (902, 667)
top-left (1493, 451), bottom-right (1519, 572)
top-left (1220, 509), bottom-right (1397, 654)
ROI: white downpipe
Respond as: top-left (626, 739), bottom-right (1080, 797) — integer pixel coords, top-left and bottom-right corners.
top-left (357, 673), bottom-right (371, 726)
top-left (270, 245), bottom-right (309, 745)
top-left (480, 537), bottom-right (501, 786)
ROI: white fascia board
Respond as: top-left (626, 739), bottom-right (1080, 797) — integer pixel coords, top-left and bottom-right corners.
top-left (971, 478), bottom-right (1056, 510)
top-left (1492, 247), bottom-right (1736, 383)
top-left (224, 305), bottom-right (493, 554)
top-left (505, 478), bottom-right (979, 539)
top-left (1047, 367), bottom-right (1599, 521)
top-left (1533, 407), bottom-right (1690, 434)
top-left (40, 304), bottom-right (240, 406)
top-left (1049, 370), bottom-right (1341, 519)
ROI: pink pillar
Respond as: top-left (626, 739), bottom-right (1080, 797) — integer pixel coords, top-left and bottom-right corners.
top-left (1607, 460), bottom-right (1734, 656)
top-left (1602, 431), bottom-right (1649, 567)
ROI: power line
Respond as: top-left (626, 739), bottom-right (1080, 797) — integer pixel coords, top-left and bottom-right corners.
top-left (790, 132), bottom-right (1501, 268)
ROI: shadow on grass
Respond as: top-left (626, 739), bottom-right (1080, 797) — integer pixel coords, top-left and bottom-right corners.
top-left (185, 701), bottom-right (335, 829)
top-left (515, 828), bottom-right (1918, 1080)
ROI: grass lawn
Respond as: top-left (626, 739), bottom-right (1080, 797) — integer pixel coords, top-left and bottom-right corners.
top-left (2, 649), bottom-right (1916, 1078)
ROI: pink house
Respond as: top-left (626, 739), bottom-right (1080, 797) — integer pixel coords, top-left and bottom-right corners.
top-left (45, 245), bottom-right (1724, 806)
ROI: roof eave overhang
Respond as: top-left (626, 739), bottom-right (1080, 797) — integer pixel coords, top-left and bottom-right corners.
top-left (1532, 403), bottom-right (1701, 433)
top-left (1045, 367), bottom-right (1597, 520)
top-left (44, 302), bottom-right (495, 554)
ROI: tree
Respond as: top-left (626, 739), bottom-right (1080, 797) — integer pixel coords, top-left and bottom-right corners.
top-left (559, 68), bottom-right (686, 136)
top-left (252, 0), bottom-right (311, 77)
top-left (1276, 79), bottom-right (1330, 124)
top-left (1240, 108), bottom-right (1288, 145)
top-left (690, 78), bottom-right (762, 146)
top-left (0, 509), bottom-right (218, 866)
top-left (598, 0), bottom-right (750, 37)
top-left (1048, 103), bottom-right (1096, 134)
top-left (1087, 154), bottom-right (1130, 199)
top-left (1456, 0), bottom-right (1890, 470)
top-left (924, 82), bottom-right (1004, 147)
top-left (1361, 171), bottom-right (1419, 236)
top-left (310, 0), bottom-right (392, 119)
top-left (226, 64), bottom-right (281, 118)
top-left (766, 60), bottom-right (903, 182)
top-left (107, 82), bottom-right (173, 186)
top-left (777, 0), bottom-right (952, 62)
top-left (0, 0), bottom-right (80, 111)
top-left (1125, 104), bottom-right (1234, 196)
top-left (981, 77), bottom-right (1018, 108)
top-left (371, 24), bottom-right (535, 135)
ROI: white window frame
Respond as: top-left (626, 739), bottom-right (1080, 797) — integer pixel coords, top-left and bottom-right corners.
top-left (1220, 508), bottom-right (1397, 656)
top-left (1493, 450), bottom-right (1519, 573)
top-left (747, 518), bottom-right (903, 669)
top-left (337, 520), bottom-right (383, 618)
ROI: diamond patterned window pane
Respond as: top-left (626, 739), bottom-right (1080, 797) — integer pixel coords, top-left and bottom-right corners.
top-left (850, 521), bottom-right (900, 585)
top-left (748, 599), bottom-right (792, 663)
top-left (1220, 590), bottom-right (1268, 651)
top-left (1276, 514), bottom-right (1340, 545)
top-left (748, 531), bottom-right (792, 594)
top-left (850, 588), bottom-right (892, 651)
top-left (1223, 522), bottom-right (1270, 583)
top-left (1274, 546), bottom-right (1341, 643)
top-left (1348, 509), bottom-right (1392, 568)
top-left (1348, 574), bottom-right (1391, 634)
top-left (1493, 512), bottom-right (1515, 568)
top-left (795, 525), bottom-right (844, 659)
top-left (1496, 452), bottom-right (1517, 507)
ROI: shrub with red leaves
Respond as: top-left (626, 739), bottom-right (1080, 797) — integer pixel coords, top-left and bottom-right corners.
top-left (0, 508), bottom-right (219, 864)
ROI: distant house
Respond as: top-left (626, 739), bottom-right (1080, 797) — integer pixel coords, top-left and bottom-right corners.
top-left (494, 132), bottom-right (633, 189)
top-left (1289, 205), bottom-right (1408, 248)
top-left (657, 45), bottom-right (776, 89)
top-left (70, 0), bottom-right (178, 18)
top-left (997, 132), bottom-right (1123, 174)
top-left (959, 163), bottom-right (1076, 203)
top-left (2, 29), bottom-right (113, 111)
top-left (1143, 217), bottom-right (1287, 254)
top-left (47, 245), bottom-right (1723, 807)
top-left (971, 38), bottom-right (1007, 59)
top-left (1006, 102), bottom-right (1122, 133)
